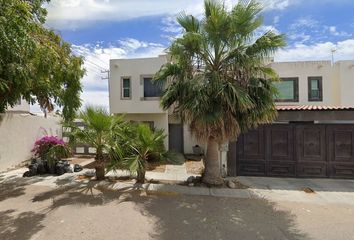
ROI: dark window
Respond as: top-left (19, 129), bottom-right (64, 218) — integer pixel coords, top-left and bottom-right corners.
top-left (122, 78), bottom-right (131, 99)
top-left (144, 77), bottom-right (162, 97)
top-left (274, 77), bottom-right (299, 102)
top-left (142, 121), bottom-right (154, 131)
top-left (308, 77), bottom-right (323, 101)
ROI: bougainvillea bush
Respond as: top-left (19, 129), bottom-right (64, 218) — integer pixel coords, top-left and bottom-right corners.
top-left (32, 136), bottom-right (71, 162)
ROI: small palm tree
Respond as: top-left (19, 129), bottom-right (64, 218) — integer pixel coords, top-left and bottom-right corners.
top-left (154, 0), bottom-right (285, 185)
top-left (113, 124), bottom-right (167, 183)
top-left (69, 106), bottom-right (123, 180)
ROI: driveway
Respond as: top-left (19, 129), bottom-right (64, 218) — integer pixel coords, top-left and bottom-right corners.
top-left (1, 171), bottom-right (354, 240)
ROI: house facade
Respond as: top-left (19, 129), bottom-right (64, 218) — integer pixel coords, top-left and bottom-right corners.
top-left (109, 56), bottom-right (354, 179)
top-left (109, 55), bottom-right (202, 154)
top-left (270, 60), bottom-right (354, 107)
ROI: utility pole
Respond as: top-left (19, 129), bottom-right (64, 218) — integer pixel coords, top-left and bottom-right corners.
top-left (101, 70), bottom-right (109, 80)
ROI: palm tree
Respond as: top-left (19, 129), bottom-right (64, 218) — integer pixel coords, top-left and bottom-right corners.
top-left (70, 106), bottom-right (124, 180)
top-left (154, 0), bottom-right (285, 185)
top-left (113, 124), bottom-right (167, 183)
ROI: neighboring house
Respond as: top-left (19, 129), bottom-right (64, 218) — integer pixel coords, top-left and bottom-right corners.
top-left (270, 60), bottom-right (354, 107)
top-left (230, 60), bottom-right (354, 179)
top-left (109, 56), bottom-right (354, 179)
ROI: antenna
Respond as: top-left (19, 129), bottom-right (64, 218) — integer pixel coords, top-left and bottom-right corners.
top-left (331, 48), bottom-right (336, 66)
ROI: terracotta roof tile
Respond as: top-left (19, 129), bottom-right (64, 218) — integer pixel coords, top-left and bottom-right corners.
top-left (276, 105), bottom-right (354, 111)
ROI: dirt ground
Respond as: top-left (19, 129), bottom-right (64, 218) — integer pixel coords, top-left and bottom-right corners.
top-left (185, 160), bottom-right (204, 175)
top-left (1, 175), bottom-right (354, 240)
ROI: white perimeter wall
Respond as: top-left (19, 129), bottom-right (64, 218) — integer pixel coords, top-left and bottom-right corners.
top-left (0, 113), bottom-right (62, 171)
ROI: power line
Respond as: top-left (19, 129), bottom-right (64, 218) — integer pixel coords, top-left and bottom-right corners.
top-left (85, 59), bottom-right (108, 71)
top-left (72, 49), bottom-right (109, 70)
top-left (84, 61), bottom-right (105, 72)
top-left (88, 55), bottom-right (108, 66)
top-left (85, 66), bottom-right (102, 75)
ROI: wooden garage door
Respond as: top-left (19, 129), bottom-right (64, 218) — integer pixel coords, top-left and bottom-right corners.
top-left (228, 123), bottom-right (354, 179)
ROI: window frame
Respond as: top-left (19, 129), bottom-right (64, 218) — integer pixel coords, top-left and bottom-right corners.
top-left (142, 121), bottom-right (155, 131)
top-left (141, 74), bottom-right (163, 99)
top-left (121, 76), bottom-right (131, 100)
top-left (274, 77), bottom-right (299, 102)
top-left (308, 76), bottom-right (323, 102)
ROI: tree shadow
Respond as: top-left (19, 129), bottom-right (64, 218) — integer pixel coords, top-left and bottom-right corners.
top-left (0, 176), bottom-right (44, 202)
top-left (27, 178), bottom-right (310, 239)
top-left (0, 209), bottom-right (45, 240)
top-left (31, 180), bottom-right (140, 212)
top-left (133, 194), bottom-right (310, 240)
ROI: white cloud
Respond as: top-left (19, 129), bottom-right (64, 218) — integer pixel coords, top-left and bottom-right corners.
top-left (290, 16), bottom-right (319, 30)
top-left (46, 0), bottom-right (293, 30)
top-left (288, 32), bottom-right (311, 43)
top-left (262, 0), bottom-right (291, 10)
top-left (71, 38), bottom-right (166, 110)
top-left (275, 39), bottom-right (354, 61)
top-left (327, 26), bottom-right (352, 37)
top-left (45, 0), bottom-right (204, 29)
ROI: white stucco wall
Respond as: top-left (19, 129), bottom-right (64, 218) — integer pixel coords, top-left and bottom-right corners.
top-left (0, 113), bottom-right (62, 171)
top-left (270, 61), bottom-right (338, 106)
top-left (183, 125), bottom-right (206, 154)
top-left (335, 60), bottom-right (354, 106)
top-left (119, 113), bottom-right (169, 149)
top-left (7, 99), bottom-right (30, 112)
top-left (109, 55), bottom-right (168, 114)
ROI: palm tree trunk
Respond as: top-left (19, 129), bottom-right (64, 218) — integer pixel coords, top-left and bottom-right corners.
top-left (202, 136), bottom-right (223, 185)
top-left (136, 170), bottom-right (146, 183)
top-left (95, 148), bottom-right (105, 180)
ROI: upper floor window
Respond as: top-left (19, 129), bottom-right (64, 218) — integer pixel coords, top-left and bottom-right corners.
top-left (274, 77), bottom-right (299, 102)
top-left (121, 77), bottom-right (131, 99)
top-left (143, 77), bottom-right (163, 98)
top-left (308, 76), bottom-right (323, 101)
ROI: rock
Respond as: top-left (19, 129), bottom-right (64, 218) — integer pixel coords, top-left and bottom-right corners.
top-left (55, 162), bottom-right (66, 175)
top-left (23, 171), bottom-right (33, 177)
top-left (36, 160), bottom-right (46, 174)
top-left (195, 176), bottom-right (202, 182)
top-left (74, 164), bottom-right (83, 172)
top-left (28, 163), bottom-right (38, 176)
top-left (65, 166), bottom-right (73, 173)
top-left (186, 176), bottom-right (195, 184)
top-left (227, 180), bottom-right (236, 189)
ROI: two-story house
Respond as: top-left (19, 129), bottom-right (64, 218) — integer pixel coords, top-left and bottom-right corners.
top-left (109, 56), bottom-right (354, 179)
top-left (109, 55), bottom-right (201, 154)
top-left (270, 60), bottom-right (354, 107)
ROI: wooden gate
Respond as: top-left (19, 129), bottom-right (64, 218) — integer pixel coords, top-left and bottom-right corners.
top-left (228, 123), bottom-right (354, 179)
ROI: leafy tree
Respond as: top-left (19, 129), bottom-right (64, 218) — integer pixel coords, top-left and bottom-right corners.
top-left (0, 0), bottom-right (84, 121)
top-left (154, 0), bottom-right (285, 185)
top-left (69, 107), bottom-right (124, 180)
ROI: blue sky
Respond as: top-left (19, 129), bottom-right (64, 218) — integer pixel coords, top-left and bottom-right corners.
top-left (42, 0), bottom-right (354, 110)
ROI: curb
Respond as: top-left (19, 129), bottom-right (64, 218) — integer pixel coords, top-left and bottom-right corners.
top-left (88, 180), bottom-right (256, 199)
